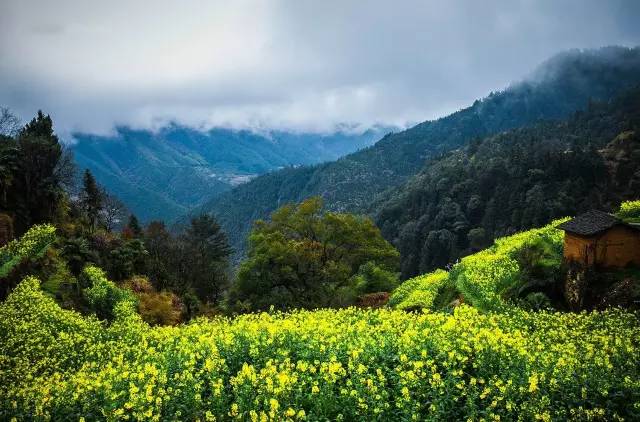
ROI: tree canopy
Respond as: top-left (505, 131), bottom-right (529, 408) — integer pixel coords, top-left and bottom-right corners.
top-left (229, 197), bottom-right (399, 311)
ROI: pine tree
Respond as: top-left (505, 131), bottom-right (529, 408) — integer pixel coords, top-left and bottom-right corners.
top-left (126, 214), bottom-right (143, 238)
top-left (179, 214), bottom-right (232, 302)
top-left (81, 169), bottom-right (103, 231)
top-left (11, 110), bottom-right (64, 233)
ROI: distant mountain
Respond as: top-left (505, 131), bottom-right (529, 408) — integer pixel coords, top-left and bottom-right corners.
top-left (374, 87), bottom-right (640, 279)
top-left (198, 46), bottom-right (640, 261)
top-left (72, 125), bottom-right (391, 221)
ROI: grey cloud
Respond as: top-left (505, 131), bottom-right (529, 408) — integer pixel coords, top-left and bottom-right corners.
top-left (1, 0), bottom-right (639, 140)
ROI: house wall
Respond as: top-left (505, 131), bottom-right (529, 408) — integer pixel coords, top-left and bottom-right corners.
top-left (596, 226), bottom-right (640, 267)
top-left (563, 227), bottom-right (640, 267)
top-left (563, 233), bottom-right (595, 265)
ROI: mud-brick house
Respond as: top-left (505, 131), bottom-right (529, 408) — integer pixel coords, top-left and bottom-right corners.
top-left (557, 210), bottom-right (640, 268)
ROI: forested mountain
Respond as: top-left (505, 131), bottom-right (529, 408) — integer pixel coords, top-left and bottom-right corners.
top-left (72, 125), bottom-right (390, 222)
top-left (200, 47), bottom-right (640, 260)
top-left (375, 88), bottom-right (640, 278)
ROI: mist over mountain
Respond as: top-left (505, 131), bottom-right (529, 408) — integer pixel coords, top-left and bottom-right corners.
top-left (72, 125), bottom-right (391, 222)
top-left (197, 46), bottom-right (640, 262)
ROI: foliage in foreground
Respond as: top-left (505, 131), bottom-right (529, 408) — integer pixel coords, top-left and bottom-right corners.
top-left (1, 276), bottom-right (639, 421)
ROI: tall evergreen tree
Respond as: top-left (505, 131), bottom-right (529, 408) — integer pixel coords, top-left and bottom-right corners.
top-left (80, 169), bottom-right (103, 231)
top-left (179, 214), bottom-right (232, 302)
top-left (126, 214), bottom-right (143, 238)
top-left (0, 137), bottom-right (18, 208)
top-left (11, 111), bottom-right (64, 233)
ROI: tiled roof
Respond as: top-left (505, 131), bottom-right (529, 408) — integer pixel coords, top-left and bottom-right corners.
top-left (556, 210), bottom-right (638, 236)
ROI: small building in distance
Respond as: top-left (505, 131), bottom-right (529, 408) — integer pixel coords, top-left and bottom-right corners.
top-left (557, 210), bottom-right (640, 268)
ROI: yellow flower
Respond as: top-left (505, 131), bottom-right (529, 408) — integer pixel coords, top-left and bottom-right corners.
top-left (270, 398), bottom-right (279, 411)
top-left (229, 403), bottom-right (239, 417)
top-left (528, 374), bottom-right (538, 393)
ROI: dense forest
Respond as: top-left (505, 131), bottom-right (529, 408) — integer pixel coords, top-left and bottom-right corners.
top-left (200, 47), bottom-right (640, 261)
top-left (376, 87), bottom-right (640, 278)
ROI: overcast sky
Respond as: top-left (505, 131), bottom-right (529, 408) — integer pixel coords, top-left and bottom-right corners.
top-left (1, 0), bottom-right (639, 139)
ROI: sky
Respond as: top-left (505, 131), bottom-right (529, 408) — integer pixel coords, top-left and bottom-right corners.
top-left (1, 0), bottom-right (639, 139)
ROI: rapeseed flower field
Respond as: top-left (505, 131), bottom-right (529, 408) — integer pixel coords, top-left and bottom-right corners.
top-left (1, 223), bottom-right (639, 420)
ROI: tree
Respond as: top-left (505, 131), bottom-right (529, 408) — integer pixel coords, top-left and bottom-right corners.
top-left (10, 111), bottom-right (65, 233)
top-left (0, 137), bottom-right (18, 207)
top-left (109, 238), bottom-right (148, 281)
top-left (179, 214), bottom-right (232, 303)
top-left (102, 193), bottom-right (127, 231)
top-left (230, 197), bottom-right (399, 312)
top-left (124, 214), bottom-right (143, 238)
top-left (80, 169), bottom-right (103, 231)
top-left (0, 107), bottom-right (21, 137)
top-left (143, 221), bottom-right (176, 291)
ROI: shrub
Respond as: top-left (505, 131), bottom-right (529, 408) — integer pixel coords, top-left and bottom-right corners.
top-left (352, 262), bottom-right (399, 294)
top-left (388, 269), bottom-right (451, 310)
top-left (616, 200), bottom-right (640, 223)
top-left (82, 265), bottom-right (137, 320)
top-left (124, 275), bottom-right (183, 325)
top-left (0, 224), bottom-right (56, 278)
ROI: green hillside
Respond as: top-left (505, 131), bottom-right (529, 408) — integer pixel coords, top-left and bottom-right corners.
top-left (376, 87), bottom-right (640, 279)
top-left (200, 47), bottom-right (640, 261)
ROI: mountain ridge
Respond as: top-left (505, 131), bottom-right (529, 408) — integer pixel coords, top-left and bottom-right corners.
top-left (198, 46), bottom-right (640, 261)
top-left (72, 125), bottom-right (392, 221)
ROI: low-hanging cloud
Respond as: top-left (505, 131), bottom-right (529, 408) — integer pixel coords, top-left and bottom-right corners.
top-left (1, 0), bottom-right (639, 140)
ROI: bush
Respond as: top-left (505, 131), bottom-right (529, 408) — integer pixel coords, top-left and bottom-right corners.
top-left (352, 262), bottom-right (399, 294)
top-left (616, 200), bottom-right (640, 223)
top-left (123, 276), bottom-right (183, 325)
top-left (82, 265), bottom-right (137, 320)
top-left (0, 224), bottom-right (56, 278)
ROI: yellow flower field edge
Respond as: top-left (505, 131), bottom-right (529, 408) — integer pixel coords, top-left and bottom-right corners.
top-left (2, 275), bottom-right (639, 421)
top-left (616, 200), bottom-right (640, 223)
top-left (389, 218), bottom-right (568, 312)
top-left (452, 218), bottom-right (566, 312)
top-left (0, 224), bottom-right (56, 278)
top-left (387, 270), bottom-right (449, 311)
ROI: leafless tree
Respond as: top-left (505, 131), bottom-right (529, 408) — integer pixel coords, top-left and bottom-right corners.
top-left (102, 192), bottom-right (127, 231)
top-left (55, 145), bottom-right (78, 191)
top-left (0, 107), bottom-right (21, 137)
